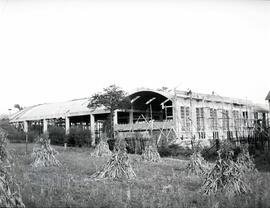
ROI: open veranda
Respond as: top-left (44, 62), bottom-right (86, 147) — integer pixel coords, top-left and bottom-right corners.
top-left (6, 143), bottom-right (270, 208)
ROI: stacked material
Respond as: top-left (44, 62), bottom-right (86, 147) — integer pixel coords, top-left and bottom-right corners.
top-left (31, 134), bottom-right (61, 167)
top-left (0, 128), bottom-right (25, 208)
top-left (236, 146), bottom-right (257, 173)
top-left (91, 140), bottom-right (112, 157)
top-left (201, 150), bottom-right (251, 197)
top-left (90, 149), bottom-right (136, 180)
top-left (141, 145), bottom-right (161, 163)
top-left (185, 151), bottom-right (209, 177)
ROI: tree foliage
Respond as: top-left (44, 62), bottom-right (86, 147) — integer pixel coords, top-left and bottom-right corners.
top-left (14, 104), bottom-right (23, 111)
top-left (88, 85), bottom-right (130, 111)
top-left (87, 85), bottom-right (131, 138)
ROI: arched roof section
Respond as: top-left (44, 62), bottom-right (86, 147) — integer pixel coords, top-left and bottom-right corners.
top-left (128, 88), bottom-right (173, 100)
top-left (128, 88), bottom-right (173, 111)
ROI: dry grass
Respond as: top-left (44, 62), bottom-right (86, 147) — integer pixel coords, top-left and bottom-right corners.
top-left (6, 143), bottom-right (270, 208)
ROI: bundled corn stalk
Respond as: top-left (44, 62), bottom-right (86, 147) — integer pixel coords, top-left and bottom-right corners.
top-left (201, 150), bottom-right (251, 197)
top-left (141, 145), bottom-right (161, 162)
top-left (185, 151), bottom-right (209, 177)
top-left (236, 146), bottom-right (257, 173)
top-left (31, 134), bottom-right (61, 167)
top-left (0, 128), bottom-right (25, 208)
top-left (90, 140), bottom-right (112, 157)
top-left (90, 149), bottom-right (136, 180)
top-left (0, 129), bottom-right (9, 163)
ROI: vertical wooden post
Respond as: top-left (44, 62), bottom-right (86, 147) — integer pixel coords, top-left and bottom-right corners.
top-left (23, 120), bottom-right (28, 153)
top-left (129, 107), bottom-right (134, 124)
top-left (65, 117), bottom-right (70, 135)
top-left (150, 104), bottom-right (153, 137)
top-left (43, 119), bottom-right (48, 133)
top-left (113, 110), bottom-right (118, 139)
top-left (90, 114), bottom-right (95, 146)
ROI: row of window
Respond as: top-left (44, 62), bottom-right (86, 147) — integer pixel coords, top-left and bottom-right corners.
top-left (180, 106), bottom-right (249, 132)
top-left (193, 131), bottom-right (235, 140)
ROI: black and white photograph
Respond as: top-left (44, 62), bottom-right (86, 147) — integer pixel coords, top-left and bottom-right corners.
top-left (0, 0), bottom-right (269, 207)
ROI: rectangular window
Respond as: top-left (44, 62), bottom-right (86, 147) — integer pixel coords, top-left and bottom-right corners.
top-left (196, 107), bottom-right (205, 131)
top-left (213, 131), bottom-right (219, 139)
top-left (180, 106), bottom-right (190, 131)
top-left (242, 111), bottom-right (248, 126)
top-left (233, 110), bottom-right (240, 130)
top-left (210, 108), bottom-right (218, 130)
top-left (181, 106), bottom-right (185, 131)
top-left (198, 132), bottom-right (206, 139)
top-left (222, 110), bottom-right (229, 131)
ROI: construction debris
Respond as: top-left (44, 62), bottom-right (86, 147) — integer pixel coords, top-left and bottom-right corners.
top-left (0, 128), bottom-right (25, 208)
top-left (201, 150), bottom-right (251, 197)
top-left (141, 145), bottom-right (161, 162)
top-left (90, 140), bottom-right (112, 157)
top-left (185, 151), bottom-right (209, 177)
top-left (90, 149), bottom-right (136, 180)
top-left (31, 134), bottom-right (61, 167)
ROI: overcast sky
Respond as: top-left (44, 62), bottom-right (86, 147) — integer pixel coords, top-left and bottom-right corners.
top-left (0, 0), bottom-right (269, 115)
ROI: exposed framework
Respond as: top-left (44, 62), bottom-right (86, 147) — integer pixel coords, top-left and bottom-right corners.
top-left (116, 89), bottom-right (269, 148)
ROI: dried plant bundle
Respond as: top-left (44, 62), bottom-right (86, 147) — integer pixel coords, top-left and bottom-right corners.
top-left (0, 128), bottom-right (25, 208)
top-left (91, 140), bottom-right (112, 157)
top-left (90, 149), bottom-right (136, 180)
top-left (31, 134), bottom-right (61, 167)
top-left (201, 150), bottom-right (252, 197)
top-left (185, 151), bottom-right (210, 177)
top-left (141, 145), bottom-right (161, 163)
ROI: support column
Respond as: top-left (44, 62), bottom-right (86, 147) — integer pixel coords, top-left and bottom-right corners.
top-left (113, 110), bottom-right (118, 125)
top-left (173, 99), bottom-right (180, 139)
top-left (43, 119), bottom-right (48, 134)
top-left (23, 120), bottom-right (29, 153)
top-left (90, 114), bottom-right (95, 146)
top-left (23, 121), bottom-right (28, 133)
top-left (129, 109), bottom-right (133, 124)
top-left (65, 117), bottom-right (70, 135)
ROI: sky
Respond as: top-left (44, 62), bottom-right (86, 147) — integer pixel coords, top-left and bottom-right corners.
top-left (0, 0), bottom-right (269, 115)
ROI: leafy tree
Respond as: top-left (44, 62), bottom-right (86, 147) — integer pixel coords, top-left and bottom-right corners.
top-left (14, 104), bottom-right (23, 111)
top-left (88, 85), bottom-right (131, 139)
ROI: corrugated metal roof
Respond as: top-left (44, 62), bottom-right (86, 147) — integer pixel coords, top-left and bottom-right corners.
top-left (10, 98), bottom-right (108, 122)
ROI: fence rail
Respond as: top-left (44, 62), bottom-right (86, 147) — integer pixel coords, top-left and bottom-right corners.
top-left (115, 120), bottom-right (174, 131)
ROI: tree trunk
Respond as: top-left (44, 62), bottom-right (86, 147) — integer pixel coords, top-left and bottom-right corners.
top-left (110, 109), bottom-right (114, 139)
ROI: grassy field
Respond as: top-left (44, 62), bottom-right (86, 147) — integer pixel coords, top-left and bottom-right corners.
top-left (6, 143), bottom-right (270, 208)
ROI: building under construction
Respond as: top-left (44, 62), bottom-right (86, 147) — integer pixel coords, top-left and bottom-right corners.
top-left (9, 88), bottom-right (269, 146)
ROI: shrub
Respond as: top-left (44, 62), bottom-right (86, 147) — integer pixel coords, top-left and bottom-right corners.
top-left (48, 126), bottom-right (66, 145)
top-left (125, 137), bottom-right (149, 154)
top-left (66, 127), bottom-right (92, 147)
top-left (0, 119), bottom-right (26, 143)
top-left (158, 144), bottom-right (193, 158)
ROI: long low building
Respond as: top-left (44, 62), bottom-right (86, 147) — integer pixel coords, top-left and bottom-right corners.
top-left (10, 88), bottom-right (269, 146)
